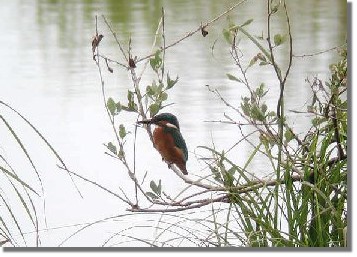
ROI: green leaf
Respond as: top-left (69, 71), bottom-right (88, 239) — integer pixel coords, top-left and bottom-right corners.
top-left (273, 34), bottom-right (286, 47)
top-left (312, 117), bottom-right (326, 127)
top-left (107, 142), bottom-right (117, 155)
top-left (159, 92), bottom-right (168, 102)
top-left (209, 165), bottom-right (223, 183)
top-left (267, 111), bottom-right (276, 118)
top-left (241, 19), bottom-right (254, 27)
top-left (241, 97), bottom-right (251, 116)
top-left (284, 128), bottom-right (294, 143)
top-left (167, 74), bottom-right (179, 89)
top-left (261, 103), bottom-right (268, 114)
top-left (146, 192), bottom-right (159, 200)
top-left (251, 104), bottom-right (265, 121)
top-left (150, 180), bottom-right (162, 196)
top-left (150, 180), bottom-right (157, 192)
top-left (146, 85), bottom-right (155, 96)
top-left (223, 170), bottom-right (234, 187)
top-left (149, 103), bottom-right (160, 117)
top-left (223, 28), bottom-right (233, 44)
top-left (150, 58), bottom-right (156, 72)
top-left (226, 73), bottom-right (243, 83)
top-left (248, 56), bottom-right (258, 67)
top-left (256, 83), bottom-right (266, 97)
top-left (227, 166), bottom-right (237, 176)
top-left (230, 25), bottom-right (272, 62)
top-left (260, 133), bottom-right (270, 148)
top-left (127, 90), bottom-right (134, 102)
top-left (158, 82), bottom-right (164, 92)
top-left (150, 50), bottom-right (162, 72)
top-left (0, 166), bottom-right (39, 196)
top-left (116, 102), bottom-right (122, 113)
top-left (107, 97), bottom-right (116, 116)
top-left (157, 179), bottom-right (162, 195)
top-left (256, 53), bottom-right (267, 62)
top-left (127, 90), bottom-right (138, 112)
top-left (259, 61), bottom-right (269, 66)
top-left (118, 149), bottom-right (124, 158)
top-left (119, 124), bottom-right (127, 139)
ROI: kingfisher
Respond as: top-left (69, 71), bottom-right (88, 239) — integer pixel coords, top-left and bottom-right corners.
top-left (137, 113), bottom-right (188, 175)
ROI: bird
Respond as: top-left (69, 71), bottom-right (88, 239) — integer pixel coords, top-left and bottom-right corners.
top-left (137, 113), bottom-right (188, 175)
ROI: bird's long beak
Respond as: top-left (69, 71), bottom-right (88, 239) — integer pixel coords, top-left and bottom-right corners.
top-left (137, 119), bottom-right (153, 125)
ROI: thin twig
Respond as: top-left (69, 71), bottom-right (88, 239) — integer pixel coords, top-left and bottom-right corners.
top-left (136, 0), bottom-right (249, 63)
top-left (128, 195), bottom-right (229, 213)
top-left (102, 15), bottom-right (129, 62)
top-left (293, 44), bottom-right (346, 58)
top-left (57, 165), bottom-right (133, 206)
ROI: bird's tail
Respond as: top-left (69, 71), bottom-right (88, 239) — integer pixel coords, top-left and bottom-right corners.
top-left (177, 163), bottom-right (188, 175)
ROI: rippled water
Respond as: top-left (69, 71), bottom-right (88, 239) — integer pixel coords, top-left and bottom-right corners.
top-left (0, 0), bottom-right (347, 246)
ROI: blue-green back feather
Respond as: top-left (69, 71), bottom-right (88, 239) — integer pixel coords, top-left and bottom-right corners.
top-left (164, 126), bottom-right (188, 161)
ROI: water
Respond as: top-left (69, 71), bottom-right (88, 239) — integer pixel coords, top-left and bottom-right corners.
top-left (0, 0), bottom-right (347, 246)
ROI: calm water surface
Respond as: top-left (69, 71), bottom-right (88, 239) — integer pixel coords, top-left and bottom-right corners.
top-left (0, 0), bottom-right (346, 246)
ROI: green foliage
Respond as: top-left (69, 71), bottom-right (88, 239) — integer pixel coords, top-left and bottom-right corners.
top-left (146, 81), bottom-right (169, 116)
top-left (150, 50), bottom-right (163, 72)
top-left (273, 33), bottom-right (286, 47)
top-left (126, 90), bottom-right (138, 112)
top-left (240, 83), bottom-right (273, 123)
top-left (284, 128), bottom-right (294, 143)
top-left (106, 142), bottom-right (117, 155)
top-left (118, 124), bottom-right (127, 139)
top-left (166, 73), bottom-right (179, 90)
top-left (241, 18), bottom-right (254, 27)
top-left (106, 97), bottom-right (116, 116)
top-left (210, 7), bottom-right (347, 245)
top-left (106, 47), bottom-right (178, 121)
top-left (145, 52), bottom-right (179, 117)
top-left (93, 4), bottom-right (347, 248)
top-left (146, 180), bottom-right (162, 200)
top-left (223, 28), bottom-right (233, 45)
top-left (226, 73), bottom-right (244, 83)
top-left (225, 46), bottom-right (347, 246)
top-left (298, 49), bottom-right (347, 246)
top-left (228, 23), bottom-right (272, 63)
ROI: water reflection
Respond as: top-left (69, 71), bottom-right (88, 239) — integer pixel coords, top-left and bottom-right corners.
top-left (1, 0), bottom-right (347, 246)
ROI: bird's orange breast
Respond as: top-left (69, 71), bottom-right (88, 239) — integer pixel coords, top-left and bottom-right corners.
top-left (153, 126), bottom-right (186, 172)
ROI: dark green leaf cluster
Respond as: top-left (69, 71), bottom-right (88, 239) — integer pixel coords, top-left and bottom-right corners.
top-left (149, 50), bottom-right (163, 72)
top-left (106, 90), bottom-right (139, 117)
top-left (309, 48), bottom-right (347, 136)
top-left (209, 150), bottom-right (237, 188)
top-left (145, 51), bottom-right (179, 117)
top-left (218, 16), bottom-right (347, 245)
top-left (287, 49), bottom-right (347, 246)
top-left (240, 83), bottom-right (276, 122)
top-left (146, 82), bottom-right (168, 117)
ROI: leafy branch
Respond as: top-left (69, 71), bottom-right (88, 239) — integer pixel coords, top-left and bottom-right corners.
top-left (84, 0), bottom-right (348, 247)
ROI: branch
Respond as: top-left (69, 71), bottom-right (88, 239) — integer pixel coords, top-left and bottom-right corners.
top-left (127, 173), bottom-right (304, 213)
top-left (58, 165), bottom-right (133, 206)
top-left (128, 195), bottom-right (229, 213)
top-left (102, 15), bottom-right (129, 62)
top-left (293, 44), bottom-right (346, 58)
top-left (136, 0), bottom-right (249, 63)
